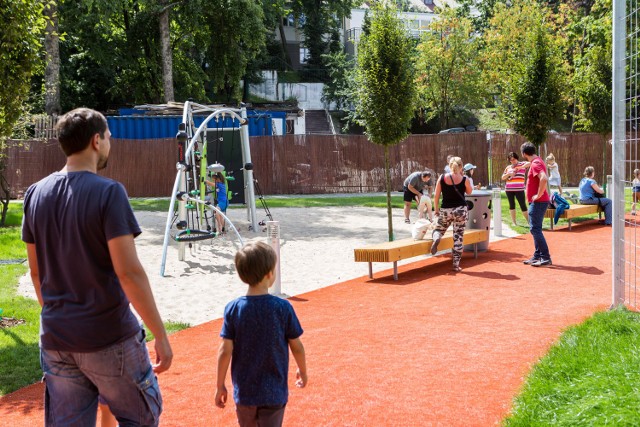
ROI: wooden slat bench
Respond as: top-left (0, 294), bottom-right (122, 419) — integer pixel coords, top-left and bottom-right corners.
top-left (545, 204), bottom-right (603, 230)
top-left (354, 229), bottom-right (489, 280)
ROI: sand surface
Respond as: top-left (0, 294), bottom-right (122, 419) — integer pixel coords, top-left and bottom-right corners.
top-left (18, 205), bottom-right (517, 326)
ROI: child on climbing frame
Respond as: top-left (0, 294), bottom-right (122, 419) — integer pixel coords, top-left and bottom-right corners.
top-left (214, 173), bottom-right (228, 233)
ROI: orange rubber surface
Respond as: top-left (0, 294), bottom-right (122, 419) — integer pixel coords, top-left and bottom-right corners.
top-left (0, 221), bottom-right (612, 426)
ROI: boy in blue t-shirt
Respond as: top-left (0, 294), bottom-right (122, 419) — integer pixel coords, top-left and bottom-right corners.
top-left (216, 241), bottom-right (307, 426)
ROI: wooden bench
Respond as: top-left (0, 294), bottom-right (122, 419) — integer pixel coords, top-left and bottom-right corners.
top-left (545, 204), bottom-right (602, 230)
top-left (353, 229), bottom-right (489, 280)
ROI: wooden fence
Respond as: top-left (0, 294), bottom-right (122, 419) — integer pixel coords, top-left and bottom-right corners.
top-left (2, 132), bottom-right (618, 199)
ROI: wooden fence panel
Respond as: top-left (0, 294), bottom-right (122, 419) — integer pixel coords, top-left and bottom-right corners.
top-left (4, 132), bottom-right (625, 198)
top-left (489, 133), bottom-right (612, 187)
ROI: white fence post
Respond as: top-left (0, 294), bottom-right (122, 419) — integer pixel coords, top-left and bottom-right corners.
top-left (492, 188), bottom-right (502, 237)
top-left (267, 221), bottom-right (282, 296)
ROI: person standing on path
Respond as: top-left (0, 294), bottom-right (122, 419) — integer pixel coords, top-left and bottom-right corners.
top-left (403, 170), bottom-right (433, 224)
top-left (22, 108), bottom-right (173, 426)
top-left (521, 142), bottom-right (552, 267)
top-left (431, 156), bottom-right (473, 272)
top-left (501, 152), bottom-right (530, 227)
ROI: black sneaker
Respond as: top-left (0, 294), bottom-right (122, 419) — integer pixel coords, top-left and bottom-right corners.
top-left (431, 234), bottom-right (441, 255)
top-left (522, 257), bottom-right (540, 265)
top-left (531, 259), bottom-right (552, 267)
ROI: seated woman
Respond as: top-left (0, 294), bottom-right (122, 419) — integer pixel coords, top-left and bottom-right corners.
top-left (578, 166), bottom-right (612, 225)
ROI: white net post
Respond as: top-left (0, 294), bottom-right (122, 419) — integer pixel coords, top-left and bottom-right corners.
top-left (492, 188), bottom-right (502, 237)
top-left (267, 221), bottom-right (282, 296)
top-left (612, 0), bottom-right (627, 307)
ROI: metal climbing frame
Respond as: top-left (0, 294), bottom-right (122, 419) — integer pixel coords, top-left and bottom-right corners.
top-left (159, 102), bottom-right (259, 277)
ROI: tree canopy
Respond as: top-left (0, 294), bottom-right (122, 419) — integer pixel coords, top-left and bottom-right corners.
top-left (415, 8), bottom-right (485, 129)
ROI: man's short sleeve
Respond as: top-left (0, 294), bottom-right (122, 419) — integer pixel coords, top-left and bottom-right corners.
top-left (531, 158), bottom-right (546, 177)
top-left (103, 183), bottom-right (141, 241)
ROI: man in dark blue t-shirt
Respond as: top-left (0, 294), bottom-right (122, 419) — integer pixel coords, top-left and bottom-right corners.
top-left (22, 108), bottom-right (173, 426)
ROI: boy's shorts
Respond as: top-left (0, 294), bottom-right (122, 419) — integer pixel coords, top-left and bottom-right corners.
top-left (236, 404), bottom-right (286, 427)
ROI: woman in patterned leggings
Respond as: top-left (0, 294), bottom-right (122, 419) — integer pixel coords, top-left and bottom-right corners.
top-left (431, 156), bottom-right (473, 272)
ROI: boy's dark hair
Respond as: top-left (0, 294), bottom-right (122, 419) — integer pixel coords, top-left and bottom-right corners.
top-left (507, 152), bottom-right (519, 161)
top-left (56, 108), bottom-right (108, 156)
top-left (421, 171), bottom-right (431, 178)
top-left (235, 241), bottom-right (277, 286)
top-left (520, 142), bottom-right (536, 156)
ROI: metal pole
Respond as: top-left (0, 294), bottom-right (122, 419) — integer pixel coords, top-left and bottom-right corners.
top-left (492, 188), bottom-right (502, 237)
top-left (267, 221), bottom-right (283, 296)
top-left (612, 0), bottom-right (626, 307)
top-left (240, 108), bottom-right (259, 232)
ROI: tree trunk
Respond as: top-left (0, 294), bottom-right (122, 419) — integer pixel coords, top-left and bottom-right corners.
top-left (159, 5), bottom-right (174, 102)
top-left (384, 145), bottom-right (394, 242)
top-left (44, 1), bottom-right (60, 115)
top-left (0, 165), bottom-right (10, 227)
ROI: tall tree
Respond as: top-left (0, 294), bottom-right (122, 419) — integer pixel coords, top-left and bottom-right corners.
top-left (415, 8), bottom-right (485, 129)
top-left (483, 0), bottom-right (566, 136)
top-left (511, 26), bottom-right (565, 146)
top-left (201, 0), bottom-right (266, 101)
top-left (44, 0), bottom-right (61, 115)
top-left (292, 0), bottom-right (358, 79)
top-left (354, 3), bottom-right (417, 241)
top-left (0, 0), bottom-right (46, 225)
top-left (158, 0), bottom-right (174, 102)
top-left (574, 0), bottom-right (612, 181)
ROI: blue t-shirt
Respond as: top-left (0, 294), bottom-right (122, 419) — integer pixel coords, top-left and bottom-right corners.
top-left (579, 177), bottom-right (597, 199)
top-left (216, 182), bottom-right (228, 210)
top-left (22, 171), bottom-right (141, 351)
top-left (220, 294), bottom-right (303, 406)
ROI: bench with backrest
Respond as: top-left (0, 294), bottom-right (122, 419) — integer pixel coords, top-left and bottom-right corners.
top-left (544, 204), bottom-right (602, 230)
top-left (353, 229), bottom-right (489, 280)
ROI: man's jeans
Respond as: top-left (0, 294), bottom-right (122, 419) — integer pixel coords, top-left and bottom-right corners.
top-left (41, 329), bottom-right (162, 427)
top-left (528, 201), bottom-right (551, 261)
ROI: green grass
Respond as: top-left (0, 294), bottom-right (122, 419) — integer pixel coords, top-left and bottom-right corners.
top-left (504, 308), bottom-right (640, 426)
top-left (0, 263), bottom-right (40, 395)
top-left (265, 194), bottom-right (406, 208)
top-left (130, 194), bottom-right (407, 212)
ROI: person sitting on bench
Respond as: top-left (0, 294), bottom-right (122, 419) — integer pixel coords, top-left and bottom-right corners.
top-left (578, 166), bottom-right (612, 226)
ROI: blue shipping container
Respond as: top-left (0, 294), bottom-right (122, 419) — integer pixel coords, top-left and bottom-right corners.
top-left (107, 111), bottom-right (275, 139)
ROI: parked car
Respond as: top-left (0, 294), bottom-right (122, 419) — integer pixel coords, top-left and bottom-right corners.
top-left (438, 127), bottom-right (466, 134)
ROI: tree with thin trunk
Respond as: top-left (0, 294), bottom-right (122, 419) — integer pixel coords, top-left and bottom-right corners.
top-left (354, 3), bottom-right (417, 241)
top-left (44, 0), bottom-right (61, 115)
top-left (158, 0), bottom-right (174, 102)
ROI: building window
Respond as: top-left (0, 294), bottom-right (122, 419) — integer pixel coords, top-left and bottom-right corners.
top-left (424, 0), bottom-right (433, 4)
top-left (300, 47), bottom-right (310, 64)
top-left (283, 14), bottom-right (295, 27)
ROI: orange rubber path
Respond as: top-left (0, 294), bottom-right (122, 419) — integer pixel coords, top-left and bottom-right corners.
top-left (1, 222), bottom-right (612, 426)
